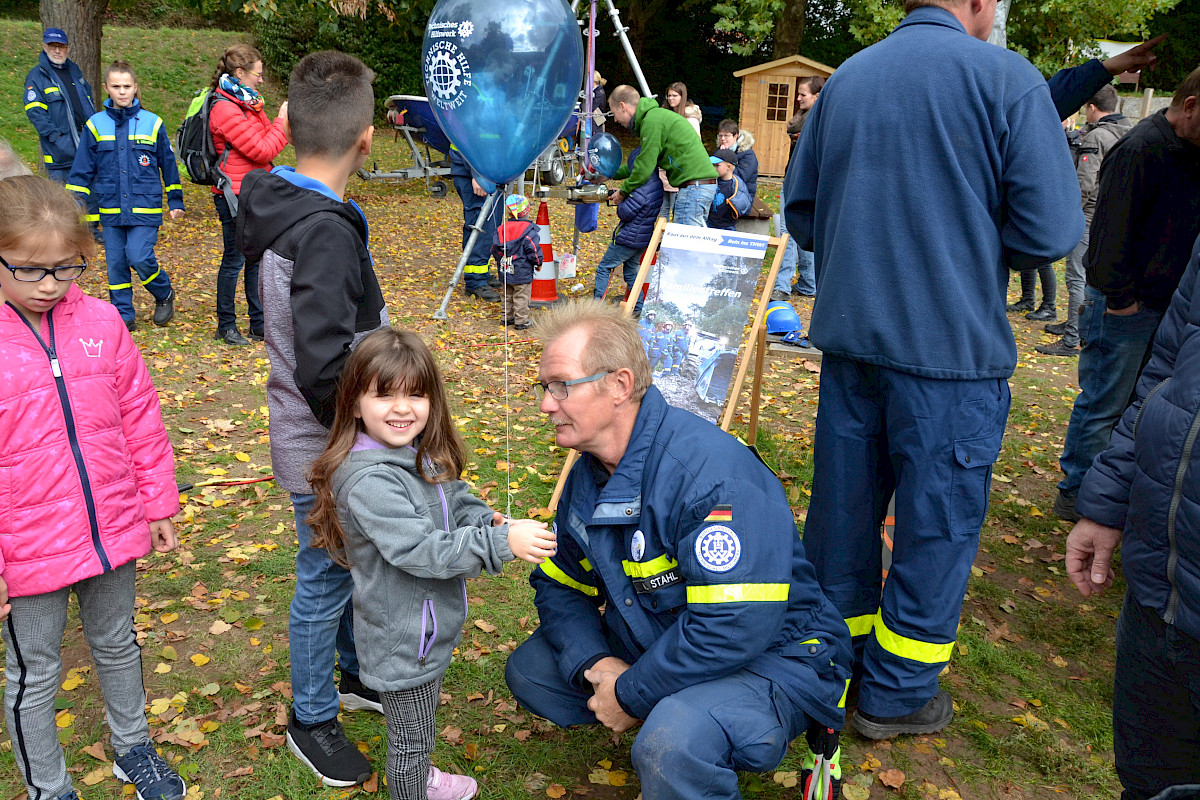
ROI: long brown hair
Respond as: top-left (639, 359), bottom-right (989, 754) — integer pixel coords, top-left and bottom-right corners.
top-left (663, 81), bottom-right (689, 116)
top-left (307, 328), bottom-right (464, 566)
top-left (210, 43), bottom-right (262, 89)
top-left (0, 175), bottom-right (95, 261)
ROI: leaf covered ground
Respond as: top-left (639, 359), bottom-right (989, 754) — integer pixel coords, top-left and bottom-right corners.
top-left (0, 20), bottom-right (1126, 800)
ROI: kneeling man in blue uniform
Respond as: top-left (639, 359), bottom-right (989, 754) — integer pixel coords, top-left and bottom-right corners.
top-left (505, 300), bottom-right (852, 800)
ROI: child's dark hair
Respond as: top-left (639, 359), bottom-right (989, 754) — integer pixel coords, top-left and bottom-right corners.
top-left (307, 327), bottom-right (463, 566)
top-left (288, 51), bottom-right (375, 158)
top-left (210, 44), bottom-right (262, 90)
top-left (0, 175), bottom-right (95, 260)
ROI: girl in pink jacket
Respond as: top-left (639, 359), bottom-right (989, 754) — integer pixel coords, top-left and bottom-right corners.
top-left (0, 176), bottom-right (186, 800)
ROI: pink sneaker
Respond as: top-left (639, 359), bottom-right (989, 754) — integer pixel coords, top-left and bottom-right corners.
top-left (426, 766), bottom-right (478, 800)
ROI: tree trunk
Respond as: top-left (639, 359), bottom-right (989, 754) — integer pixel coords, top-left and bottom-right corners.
top-left (40, 0), bottom-right (108, 110)
top-left (773, 0), bottom-right (808, 59)
top-left (987, 0), bottom-right (1011, 48)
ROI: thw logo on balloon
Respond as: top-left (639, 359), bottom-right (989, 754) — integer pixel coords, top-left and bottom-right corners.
top-left (425, 41), bottom-right (472, 111)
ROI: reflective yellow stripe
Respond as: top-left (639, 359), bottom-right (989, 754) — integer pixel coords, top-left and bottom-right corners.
top-left (87, 119), bottom-right (114, 142)
top-left (580, 558), bottom-right (592, 571)
top-left (150, 117), bottom-right (163, 141)
top-left (872, 612), bottom-right (954, 665)
top-left (536, 559), bottom-right (598, 597)
top-left (83, 213), bottom-right (99, 222)
top-left (463, 263), bottom-right (489, 274)
top-left (25, 101), bottom-right (48, 111)
top-left (132, 208), bottom-right (163, 215)
top-left (109, 282), bottom-right (132, 290)
top-left (164, 184), bottom-right (182, 192)
top-left (65, 184), bottom-right (90, 195)
top-left (686, 583), bottom-right (789, 604)
top-left (845, 614), bottom-right (875, 638)
top-left (839, 679), bottom-right (850, 709)
top-left (43, 154), bottom-right (53, 163)
top-left (99, 208), bottom-right (122, 214)
top-left (44, 86), bottom-right (60, 94)
top-left (622, 554), bottom-right (677, 579)
top-left (139, 268), bottom-right (161, 286)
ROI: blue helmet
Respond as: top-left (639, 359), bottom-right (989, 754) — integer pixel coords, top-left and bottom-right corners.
top-left (765, 301), bottom-right (804, 335)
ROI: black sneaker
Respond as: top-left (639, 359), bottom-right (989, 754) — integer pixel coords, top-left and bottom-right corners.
top-left (1044, 321), bottom-right (1069, 336)
top-left (770, 289), bottom-right (791, 302)
top-left (1006, 298), bottom-right (1035, 313)
top-left (338, 671), bottom-right (384, 714)
top-left (513, 322), bottom-right (532, 331)
top-left (1026, 304), bottom-right (1057, 321)
top-left (465, 285), bottom-right (501, 302)
top-left (247, 326), bottom-right (264, 342)
top-left (852, 689), bottom-right (954, 739)
top-left (487, 273), bottom-right (502, 288)
top-left (1035, 340), bottom-right (1080, 357)
top-left (1053, 489), bottom-right (1081, 523)
top-left (113, 739), bottom-right (186, 800)
top-left (125, 318), bottom-right (139, 333)
top-left (286, 711), bottom-right (372, 787)
top-left (214, 327), bottom-right (250, 346)
top-left (153, 290), bottom-right (175, 327)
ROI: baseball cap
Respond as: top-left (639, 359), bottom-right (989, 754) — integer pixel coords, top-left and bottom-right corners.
top-left (505, 194), bottom-right (529, 216)
top-left (43, 28), bottom-right (69, 45)
top-left (710, 148), bottom-right (738, 165)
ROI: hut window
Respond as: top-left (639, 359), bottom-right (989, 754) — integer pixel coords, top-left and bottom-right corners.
top-left (766, 82), bottom-right (790, 121)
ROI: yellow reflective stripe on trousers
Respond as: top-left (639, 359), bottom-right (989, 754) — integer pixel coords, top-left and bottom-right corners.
top-left (622, 554), bottom-right (677, 578)
top-left (140, 268), bottom-right (161, 286)
top-left (109, 282), bottom-right (132, 290)
top-left (872, 612), bottom-right (954, 664)
top-left (845, 614), bottom-right (875, 638)
top-left (25, 101), bottom-right (48, 111)
top-left (463, 263), bottom-right (489, 274)
top-left (686, 583), bottom-right (789, 603)
top-left (65, 184), bottom-right (90, 195)
top-left (536, 559), bottom-right (598, 597)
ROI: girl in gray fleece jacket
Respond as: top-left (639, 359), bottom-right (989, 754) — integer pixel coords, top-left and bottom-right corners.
top-left (307, 328), bottom-right (555, 800)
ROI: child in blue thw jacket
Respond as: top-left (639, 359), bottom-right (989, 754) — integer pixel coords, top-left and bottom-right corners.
top-left (66, 60), bottom-right (182, 332)
top-left (491, 194), bottom-right (540, 330)
top-left (707, 148), bottom-right (751, 230)
top-left (594, 146), bottom-right (663, 316)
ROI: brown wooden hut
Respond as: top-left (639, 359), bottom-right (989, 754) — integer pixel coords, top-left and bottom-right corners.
top-left (733, 55), bottom-right (836, 177)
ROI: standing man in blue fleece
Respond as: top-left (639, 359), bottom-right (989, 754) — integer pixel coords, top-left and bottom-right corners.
top-left (506, 300), bottom-right (852, 800)
top-left (449, 146), bottom-right (502, 302)
top-left (783, 0), bottom-right (1083, 739)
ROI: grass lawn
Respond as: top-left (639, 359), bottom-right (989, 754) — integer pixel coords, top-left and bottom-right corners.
top-left (0, 19), bottom-right (1128, 800)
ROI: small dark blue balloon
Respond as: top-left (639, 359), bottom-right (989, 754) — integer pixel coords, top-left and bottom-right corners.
top-left (422, 0), bottom-right (584, 186)
top-left (585, 133), bottom-right (623, 177)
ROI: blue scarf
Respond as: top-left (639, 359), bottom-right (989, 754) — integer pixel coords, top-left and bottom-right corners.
top-left (219, 73), bottom-right (264, 113)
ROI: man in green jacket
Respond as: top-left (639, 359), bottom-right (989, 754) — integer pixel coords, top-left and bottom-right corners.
top-left (608, 85), bottom-right (717, 227)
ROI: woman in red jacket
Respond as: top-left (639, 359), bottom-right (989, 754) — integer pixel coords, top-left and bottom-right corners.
top-left (209, 44), bottom-right (288, 346)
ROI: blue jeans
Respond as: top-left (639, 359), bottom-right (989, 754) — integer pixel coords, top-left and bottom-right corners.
top-left (1058, 287), bottom-right (1162, 495)
top-left (506, 628), bottom-right (806, 800)
top-left (102, 224), bottom-right (172, 324)
top-left (672, 183), bottom-right (717, 227)
top-left (593, 241), bottom-right (646, 314)
top-left (288, 492), bottom-right (359, 725)
top-left (658, 191), bottom-right (676, 221)
top-left (453, 176), bottom-right (500, 289)
top-left (805, 357), bottom-right (1010, 717)
top-left (214, 194), bottom-right (263, 334)
top-left (1061, 234), bottom-right (1088, 347)
top-left (1113, 593), bottom-right (1200, 800)
top-left (773, 215), bottom-right (814, 295)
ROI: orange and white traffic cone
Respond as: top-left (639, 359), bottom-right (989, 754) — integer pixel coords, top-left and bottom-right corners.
top-left (530, 200), bottom-right (559, 307)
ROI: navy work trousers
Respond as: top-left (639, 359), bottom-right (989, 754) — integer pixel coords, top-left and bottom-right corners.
top-left (805, 356), bottom-right (1010, 718)
top-left (453, 177), bottom-right (501, 290)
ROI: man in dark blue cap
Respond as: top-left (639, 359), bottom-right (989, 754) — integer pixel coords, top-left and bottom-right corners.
top-left (23, 27), bottom-right (101, 240)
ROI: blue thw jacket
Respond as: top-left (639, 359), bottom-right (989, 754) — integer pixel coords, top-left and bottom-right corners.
top-left (708, 174), bottom-right (751, 230)
top-left (1077, 234), bottom-right (1200, 644)
top-left (531, 386), bottom-right (853, 729)
top-left (613, 147), bottom-right (663, 250)
top-left (66, 99), bottom-right (184, 227)
top-left (23, 52), bottom-right (94, 170)
top-left (491, 219), bottom-right (540, 285)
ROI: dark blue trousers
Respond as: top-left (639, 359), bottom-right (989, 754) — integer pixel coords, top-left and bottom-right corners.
top-left (1114, 593), bottom-right (1200, 800)
top-left (506, 628), bottom-right (806, 800)
top-left (453, 177), bottom-right (500, 289)
top-left (805, 357), bottom-right (1010, 718)
top-left (103, 224), bottom-right (172, 324)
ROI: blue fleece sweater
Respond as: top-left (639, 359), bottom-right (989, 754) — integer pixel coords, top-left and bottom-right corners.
top-left (784, 6), bottom-right (1083, 380)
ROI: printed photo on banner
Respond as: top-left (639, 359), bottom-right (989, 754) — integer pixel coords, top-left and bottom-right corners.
top-left (637, 224), bottom-right (769, 423)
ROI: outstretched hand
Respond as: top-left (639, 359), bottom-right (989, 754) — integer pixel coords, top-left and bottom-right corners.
top-left (507, 519), bottom-right (556, 563)
top-left (1065, 517), bottom-right (1121, 597)
top-left (1103, 34), bottom-right (1166, 76)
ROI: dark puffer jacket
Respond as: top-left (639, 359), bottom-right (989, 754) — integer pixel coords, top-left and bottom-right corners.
top-left (612, 147), bottom-right (663, 250)
top-left (1077, 233), bottom-right (1200, 643)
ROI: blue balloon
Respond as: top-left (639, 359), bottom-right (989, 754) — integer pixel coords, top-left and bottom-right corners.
top-left (422, 0), bottom-right (584, 186)
top-left (585, 133), bottom-right (623, 178)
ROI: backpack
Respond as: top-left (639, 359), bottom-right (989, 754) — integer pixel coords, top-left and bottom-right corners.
top-left (175, 88), bottom-right (229, 187)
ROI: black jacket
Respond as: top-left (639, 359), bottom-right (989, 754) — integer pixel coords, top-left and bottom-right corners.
top-left (1086, 110), bottom-right (1200, 312)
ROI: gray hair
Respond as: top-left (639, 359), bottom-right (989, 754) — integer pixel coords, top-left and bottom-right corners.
top-left (0, 139), bottom-right (32, 180)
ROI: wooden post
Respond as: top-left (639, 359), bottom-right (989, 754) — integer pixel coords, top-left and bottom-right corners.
top-left (1140, 87), bottom-right (1155, 120)
top-left (748, 326), bottom-right (767, 444)
top-left (720, 234), bottom-right (787, 432)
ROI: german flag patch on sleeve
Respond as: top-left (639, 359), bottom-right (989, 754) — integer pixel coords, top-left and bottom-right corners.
top-left (704, 504), bottom-right (733, 522)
